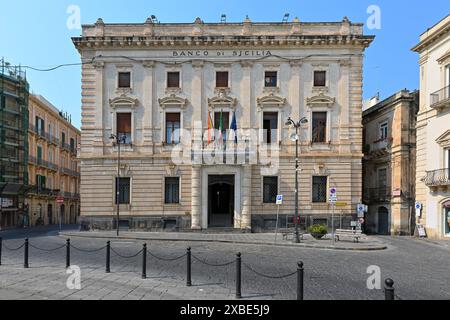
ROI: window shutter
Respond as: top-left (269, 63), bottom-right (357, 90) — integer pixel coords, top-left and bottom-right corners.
top-left (216, 72), bottom-right (228, 88)
top-left (314, 71), bottom-right (326, 87)
top-left (117, 113), bottom-right (131, 133)
top-left (167, 72), bottom-right (180, 88)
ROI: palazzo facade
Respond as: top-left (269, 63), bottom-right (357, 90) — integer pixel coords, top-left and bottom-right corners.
top-left (72, 16), bottom-right (374, 231)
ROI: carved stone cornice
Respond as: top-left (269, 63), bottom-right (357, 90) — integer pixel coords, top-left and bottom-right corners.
top-left (73, 35), bottom-right (375, 50)
top-left (93, 61), bottom-right (105, 69)
top-left (436, 130), bottom-right (450, 148)
top-left (158, 94), bottom-right (188, 109)
top-left (142, 60), bottom-right (154, 69)
top-left (306, 92), bottom-right (336, 108)
top-left (109, 94), bottom-right (139, 108)
top-left (256, 93), bottom-right (286, 111)
top-left (208, 92), bottom-right (237, 111)
top-left (192, 60), bottom-right (204, 69)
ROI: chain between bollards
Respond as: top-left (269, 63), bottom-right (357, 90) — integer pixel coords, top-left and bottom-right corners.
top-left (297, 261), bottom-right (304, 300)
top-left (384, 278), bottom-right (395, 300)
top-left (66, 239), bottom-right (71, 269)
top-left (142, 243), bottom-right (147, 279)
top-left (24, 238), bottom-right (29, 268)
top-left (186, 247), bottom-right (192, 287)
top-left (235, 252), bottom-right (242, 299)
top-left (106, 241), bottom-right (111, 273)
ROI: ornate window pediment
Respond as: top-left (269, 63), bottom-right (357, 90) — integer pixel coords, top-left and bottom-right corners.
top-left (257, 93), bottom-right (286, 108)
top-left (436, 130), bottom-right (450, 148)
top-left (306, 93), bottom-right (335, 108)
top-left (158, 94), bottom-right (188, 109)
top-left (109, 95), bottom-right (139, 108)
top-left (208, 91), bottom-right (237, 111)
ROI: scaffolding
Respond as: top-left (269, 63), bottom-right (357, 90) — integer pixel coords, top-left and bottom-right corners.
top-left (0, 58), bottom-right (29, 228)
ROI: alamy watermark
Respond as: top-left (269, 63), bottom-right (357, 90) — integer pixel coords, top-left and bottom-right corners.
top-left (367, 5), bottom-right (382, 30)
top-left (66, 265), bottom-right (81, 290)
top-left (66, 5), bottom-right (81, 30)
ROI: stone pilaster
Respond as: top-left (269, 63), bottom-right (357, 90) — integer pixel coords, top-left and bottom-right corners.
top-left (191, 165), bottom-right (202, 229)
top-left (240, 165), bottom-right (252, 229)
top-left (142, 61), bottom-right (154, 153)
top-left (93, 61), bottom-right (105, 156)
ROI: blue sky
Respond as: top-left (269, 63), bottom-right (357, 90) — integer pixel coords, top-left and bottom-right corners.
top-left (1, 0), bottom-right (449, 129)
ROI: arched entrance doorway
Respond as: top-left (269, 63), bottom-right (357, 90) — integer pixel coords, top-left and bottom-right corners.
top-left (377, 206), bottom-right (390, 235)
top-left (47, 204), bottom-right (53, 225)
top-left (443, 200), bottom-right (450, 237)
top-left (208, 175), bottom-right (235, 228)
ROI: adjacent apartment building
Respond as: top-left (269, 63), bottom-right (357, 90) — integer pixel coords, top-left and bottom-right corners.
top-left (0, 61), bottom-right (29, 229)
top-left (72, 17), bottom-right (374, 232)
top-left (25, 95), bottom-right (80, 227)
top-left (362, 90), bottom-right (419, 235)
top-left (412, 14), bottom-right (450, 239)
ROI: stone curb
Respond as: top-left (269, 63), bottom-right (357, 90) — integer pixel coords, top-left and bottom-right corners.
top-left (59, 232), bottom-right (388, 252)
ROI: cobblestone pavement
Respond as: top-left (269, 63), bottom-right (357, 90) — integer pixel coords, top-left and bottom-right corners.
top-left (0, 227), bottom-right (449, 300)
top-left (60, 230), bottom-right (388, 251)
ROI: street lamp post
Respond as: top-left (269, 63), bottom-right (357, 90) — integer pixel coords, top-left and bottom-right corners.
top-left (110, 134), bottom-right (126, 236)
top-left (285, 117), bottom-right (308, 243)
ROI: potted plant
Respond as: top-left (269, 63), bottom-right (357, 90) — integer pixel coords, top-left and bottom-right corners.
top-left (308, 224), bottom-right (328, 240)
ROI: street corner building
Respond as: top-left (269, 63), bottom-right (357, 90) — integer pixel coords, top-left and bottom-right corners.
top-left (412, 14), bottom-right (450, 239)
top-left (26, 95), bottom-right (80, 227)
top-left (71, 16), bottom-right (374, 232)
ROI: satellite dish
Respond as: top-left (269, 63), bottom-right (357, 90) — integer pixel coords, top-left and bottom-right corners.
top-left (290, 133), bottom-right (299, 142)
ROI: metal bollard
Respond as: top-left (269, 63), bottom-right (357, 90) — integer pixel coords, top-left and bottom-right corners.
top-left (297, 261), bottom-right (304, 300)
top-left (384, 278), bottom-right (395, 300)
top-left (186, 247), bottom-right (192, 287)
top-left (66, 239), bottom-right (71, 268)
top-left (24, 238), bottom-right (29, 268)
top-left (235, 252), bottom-right (242, 299)
top-left (142, 243), bottom-right (147, 279)
top-left (0, 237), bottom-right (2, 266)
top-left (106, 241), bottom-right (111, 273)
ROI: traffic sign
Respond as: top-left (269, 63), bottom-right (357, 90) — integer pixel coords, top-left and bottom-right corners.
top-left (57, 196), bottom-right (64, 204)
top-left (359, 218), bottom-right (365, 224)
top-left (276, 195), bottom-right (283, 205)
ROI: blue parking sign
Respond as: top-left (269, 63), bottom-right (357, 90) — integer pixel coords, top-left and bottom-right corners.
top-left (276, 195), bottom-right (283, 205)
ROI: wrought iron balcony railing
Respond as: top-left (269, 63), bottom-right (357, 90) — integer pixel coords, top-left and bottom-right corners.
top-left (422, 168), bottom-right (450, 187)
top-left (430, 85), bottom-right (450, 109)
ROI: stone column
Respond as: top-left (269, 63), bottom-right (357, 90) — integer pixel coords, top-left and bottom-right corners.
top-left (240, 165), bottom-right (252, 229)
top-left (191, 165), bottom-right (202, 229)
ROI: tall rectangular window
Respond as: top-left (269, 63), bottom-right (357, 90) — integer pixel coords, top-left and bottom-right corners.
top-left (216, 71), bottom-right (229, 88)
top-left (312, 176), bottom-right (327, 203)
top-left (35, 116), bottom-right (45, 135)
top-left (115, 177), bottom-right (130, 204)
top-left (118, 72), bottom-right (131, 88)
top-left (214, 112), bottom-right (230, 141)
top-left (263, 176), bottom-right (278, 203)
top-left (264, 71), bottom-right (277, 87)
top-left (70, 138), bottom-right (75, 152)
top-left (263, 112), bottom-right (278, 144)
top-left (165, 113), bottom-right (180, 145)
top-left (61, 131), bottom-right (66, 145)
top-left (165, 177), bottom-right (180, 204)
top-left (314, 71), bottom-right (326, 87)
top-left (312, 112), bottom-right (327, 143)
top-left (379, 122), bottom-right (388, 140)
top-left (116, 113), bottom-right (132, 144)
top-left (37, 145), bottom-right (42, 162)
top-left (36, 175), bottom-right (46, 190)
top-left (167, 72), bottom-right (180, 88)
